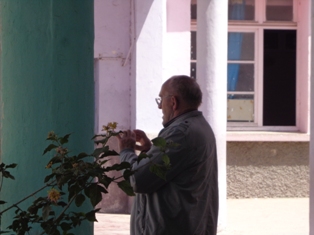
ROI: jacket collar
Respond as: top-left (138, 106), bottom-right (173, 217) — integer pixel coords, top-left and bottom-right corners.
top-left (163, 110), bottom-right (201, 128)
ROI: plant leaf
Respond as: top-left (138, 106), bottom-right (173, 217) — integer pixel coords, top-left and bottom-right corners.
top-left (59, 133), bottom-right (71, 145)
top-left (91, 134), bottom-right (106, 140)
top-left (90, 191), bottom-right (102, 207)
top-left (57, 201), bottom-right (67, 207)
top-left (117, 180), bottom-right (135, 196)
top-left (2, 171), bottom-right (15, 180)
top-left (149, 164), bottom-right (167, 181)
top-left (43, 144), bottom-right (58, 155)
top-left (123, 169), bottom-right (134, 181)
top-left (105, 162), bottom-right (131, 171)
top-left (98, 175), bottom-right (112, 188)
top-left (5, 163), bottom-right (17, 169)
top-left (77, 152), bottom-right (89, 160)
top-left (28, 204), bottom-right (39, 215)
top-left (60, 222), bottom-right (72, 231)
top-left (68, 184), bottom-right (79, 201)
top-left (166, 140), bottom-right (180, 148)
top-left (85, 209), bottom-right (100, 222)
top-left (42, 205), bottom-right (51, 221)
top-left (99, 150), bottom-right (119, 158)
top-left (86, 184), bottom-right (103, 207)
top-left (137, 153), bottom-right (149, 163)
top-left (44, 173), bottom-right (55, 183)
top-left (94, 137), bottom-right (109, 145)
top-left (151, 137), bottom-right (167, 148)
top-left (92, 146), bottom-right (109, 158)
top-left (162, 154), bottom-right (170, 166)
top-left (75, 194), bottom-right (85, 207)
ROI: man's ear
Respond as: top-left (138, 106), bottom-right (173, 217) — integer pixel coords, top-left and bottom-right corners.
top-left (171, 96), bottom-right (178, 110)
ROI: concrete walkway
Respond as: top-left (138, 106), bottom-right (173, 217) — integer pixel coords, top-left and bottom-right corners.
top-left (95, 198), bottom-right (309, 235)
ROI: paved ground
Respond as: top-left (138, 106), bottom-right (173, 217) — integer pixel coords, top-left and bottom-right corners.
top-left (94, 198), bottom-right (309, 235)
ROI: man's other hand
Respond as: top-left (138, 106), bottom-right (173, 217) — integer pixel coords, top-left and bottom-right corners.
top-left (134, 129), bottom-right (152, 152)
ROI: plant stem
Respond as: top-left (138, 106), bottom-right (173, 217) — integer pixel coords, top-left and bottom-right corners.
top-left (0, 175), bottom-right (3, 193)
top-left (54, 194), bottom-right (76, 224)
top-left (38, 193), bottom-right (77, 235)
top-left (0, 180), bottom-right (56, 215)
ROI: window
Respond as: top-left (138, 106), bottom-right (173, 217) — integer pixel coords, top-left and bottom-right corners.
top-left (191, 0), bottom-right (299, 130)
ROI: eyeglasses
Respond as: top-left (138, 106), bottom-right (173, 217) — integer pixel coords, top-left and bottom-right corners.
top-left (155, 95), bottom-right (173, 106)
top-left (155, 98), bottom-right (162, 106)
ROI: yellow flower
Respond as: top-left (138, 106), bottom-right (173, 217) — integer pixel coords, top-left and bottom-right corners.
top-left (47, 188), bottom-right (61, 203)
top-left (45, 162), bottom-right (53, 169)
top-left (102, 125), bottom-right (110, 131)
top-left (47, 131), bottom-right (56, 139)
top-left (108, 122), bottom-right (117, 130)
top-left (102, 122), bottom-right (118, 132)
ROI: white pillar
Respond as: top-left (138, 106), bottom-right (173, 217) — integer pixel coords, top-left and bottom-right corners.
top-left (197, 0), bottom-right (227, 231)
top-left (310, 1), bottom-right (314, 234)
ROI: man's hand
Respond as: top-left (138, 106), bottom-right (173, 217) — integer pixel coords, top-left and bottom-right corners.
top-left (134, 129), bottom-right (152, 152)
top-left (116, 130), bottom-right (136, 151)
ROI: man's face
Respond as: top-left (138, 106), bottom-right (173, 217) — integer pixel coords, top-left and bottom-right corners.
top-left (158, 83), bottom-right (174, 125)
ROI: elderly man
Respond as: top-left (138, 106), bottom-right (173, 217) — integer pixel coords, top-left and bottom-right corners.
top-left (117, 75), bottom-right (219, 235)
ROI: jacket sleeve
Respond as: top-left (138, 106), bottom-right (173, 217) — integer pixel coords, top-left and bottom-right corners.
top-left (119, 148), bottom-right (138, 165)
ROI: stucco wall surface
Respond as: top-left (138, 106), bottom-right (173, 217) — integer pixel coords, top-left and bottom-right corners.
top-left (227, 142), bottom-right (309, 198)
top-left (94, 0), bottom-right (131, 132)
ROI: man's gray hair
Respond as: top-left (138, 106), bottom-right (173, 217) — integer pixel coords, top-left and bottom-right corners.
top-left (169, 75), bottom-right (202, 108)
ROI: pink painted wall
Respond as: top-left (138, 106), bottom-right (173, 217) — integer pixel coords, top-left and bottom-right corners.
top-left (94, 0), bottom-right (132, 133)
top-left (95, 0), bottom-right (191, 135)
top-left (164, 0), bottom-right (191, 80)
top-left (94, 0), bottom-right (192, 213)
top-left (94, 0), bottom-right (132, 213)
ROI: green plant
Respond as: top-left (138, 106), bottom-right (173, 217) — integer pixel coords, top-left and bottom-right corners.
top-left (0, 122), bottom-right (174, 235)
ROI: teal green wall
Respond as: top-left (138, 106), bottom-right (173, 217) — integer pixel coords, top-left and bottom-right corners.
top-left (0, 1), bottom-right (94, 234)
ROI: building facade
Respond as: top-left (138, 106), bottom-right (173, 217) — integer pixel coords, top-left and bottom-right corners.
top-left (94, 0), bottom-right (311, 230)
top-left (0, 0), bottom-right (312, 233)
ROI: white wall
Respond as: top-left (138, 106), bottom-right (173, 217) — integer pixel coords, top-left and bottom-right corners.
top-left (130, 0), bottom-right (165, 133)
top-left (95, 0), bottom-right (191, 135)
top-left (163, 0), bottom-right (191, 80)
top-left (131, 0), bottom-right (191, 134)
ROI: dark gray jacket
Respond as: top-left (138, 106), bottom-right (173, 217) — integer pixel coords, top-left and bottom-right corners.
top-left (120, 110), bottom-right (219, 235)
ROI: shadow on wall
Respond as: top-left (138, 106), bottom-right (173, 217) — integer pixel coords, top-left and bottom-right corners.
top-left (135, 0), bottom-right (155, 40)
top-left (135, 0), bottom-right (191, 35)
